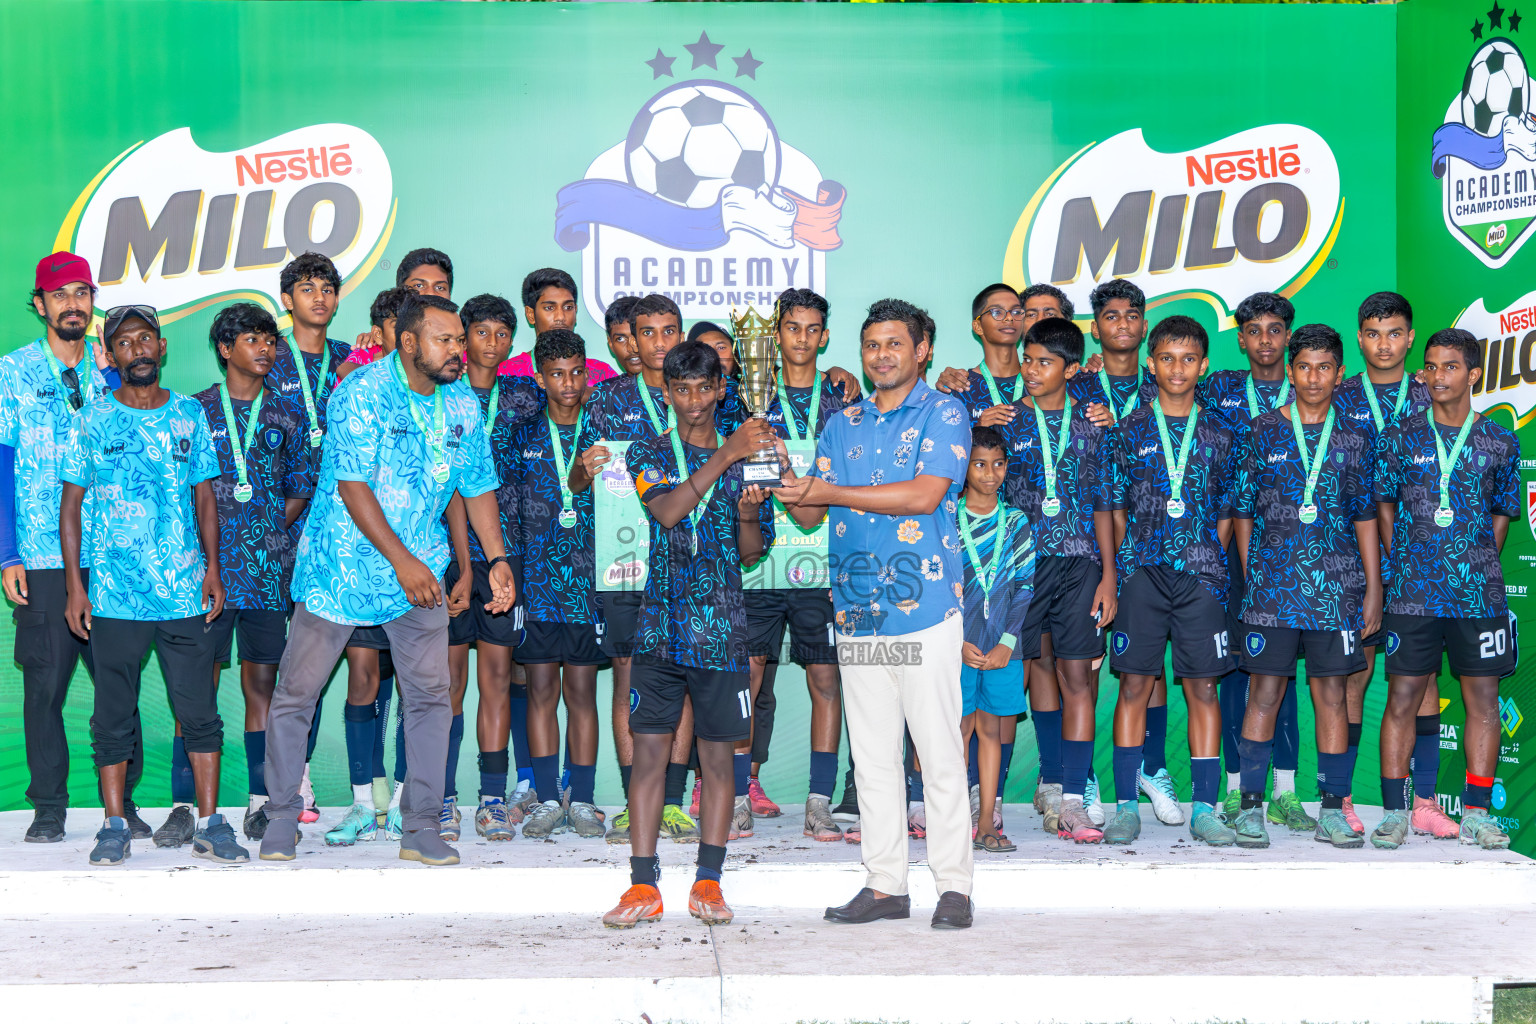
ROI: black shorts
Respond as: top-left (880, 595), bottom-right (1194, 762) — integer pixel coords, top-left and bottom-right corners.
top-left (745, 589), bottom-right (838, 664)
top-left (1239, 622), bottom-right (1366, 678)
top-left (348, 625), bottom-right (391, 650)
top-left (518, 619), bottom-right (606, 666)
top-left (210, 607), bottom-right (289, 666)
top-left (1022, 555), bottom-right (1104, 661)
top-left (598, 590), bottom-right (643, 660)
top-left (1110, 566), bottom-right (1235, 679)
top-left (629, 654), bottom-right (751, 742)
top-left (1383, 612), bottom-right (1518, 678)
top-left (445, 561), bottom-right (526, 648)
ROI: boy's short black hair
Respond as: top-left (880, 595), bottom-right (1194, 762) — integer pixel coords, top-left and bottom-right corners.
top-left (396, 294), bottom-right (459, 347)
top-left (1358, 291), bottom-right (1412, 328)
top-left (629, 293), bottom-right (682, 335)
top-left (459, 293), bottom-right (518, 335)
top-left (209, 302), bottom-right (278, 372)
top-left (1147, 314), bottom-right (1208, 357)
top-left (1287, 323), bottom-right (1344, 365)
top-left (604, 295), bottom-right (640, 333)
top-left (396, 248), bottom-right (454, 289)
top-left (775, 287), bottom-right (828, 327)
top-left (971, 425), bottom-right (1006, 455)
top-left (1021, 283), bottom-right (1075, 320)
top-left (522, 268), bottom-right (578, 309)
top-left (1235, 292), bottom-right (1296, 330)
top-left (862, 298), bottom-right (930, 349)
top-left (1424, 327), bottom-right (1482, 368)
top-left (662, 338), bottom-right (722, 383)
top-left (1024, 316), bottom-right (1085, 366)
top-left (1089, 279), bottom-right (1145, 317)
top-left (534, 328), bottom-right (586, 369)
top-left (970, 282), bottom-right (1021, 320)
top-left (687, 321), bottom-right (730, 345)
top-left (369, 286), bottom-right (412, 329)
top-left (280, 251), bottom-right (341, 296)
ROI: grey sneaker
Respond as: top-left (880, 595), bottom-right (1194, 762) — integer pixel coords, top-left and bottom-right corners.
top-left (1036, 782), bottom-right (1064, 833)
top-left (152, 805), bottom-right (196, 848)
top-left (969, 783), bottom-right (982, 829)
top-left (1057, 798), bottom-right (1103, 843)
top-left (258, 818), bottom-right (302, 861)
top-left (730, 794), bottom-right (754, 840)
top-left (1314, 806), bottom-right (1364, 849)
top-left (191, 814), bottom-right (250, 864)
top-left (1459, 807), bottom-right (1511, 850)
top-left (1371, 809), bottom-right (1411, 850)
top-left (1102, 801), bottom-right (1142, 845)
top-left (522, 799), bottom-right (568, 839)
top-left (804, 795), bottom-right (843, 841)
top-left (1190, 801), bottom-right (1238, 847)
top-left (89, 817), bottom-right (132, 866)
top-left (400, 828), bottom-right (459, 866)
top-left (1232, 805), bottom-right (1270, 849)
top-left (567, 801), bottom-right (606, 839)
top-left (25, 807), bottom-right (65, 843)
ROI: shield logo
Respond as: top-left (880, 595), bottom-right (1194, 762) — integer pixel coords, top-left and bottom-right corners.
top-left (1112, 631), bottom-right (1130, 656)
top-left (1526, 481), bottom-right (1536, 540)
top-left (1386, 631), bottom-right (1402, 656)
top-left (629, 687), bottom-right (640, 714)
top-left (1245, 632), bottom-right (1266, 657)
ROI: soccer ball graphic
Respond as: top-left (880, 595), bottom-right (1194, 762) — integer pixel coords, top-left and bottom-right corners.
top-left (625, 82), bottom-right (781, 208)
top-left (1461, 39), bottom-right (1530, 136)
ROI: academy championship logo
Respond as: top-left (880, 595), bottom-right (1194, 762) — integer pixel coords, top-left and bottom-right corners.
top-left (1432, 11), bottom-right (1536, 266)
top-left (60, 124), bottom-right (395, 323)
top-left (554, 33), bottom-right (845, 324)
top-left (1451, 288), bottom-right (1536, 425)
top-left (1005, 125), bottom-right (1342, 327)
top-left (1528, 480), bottom-right (1536, 539)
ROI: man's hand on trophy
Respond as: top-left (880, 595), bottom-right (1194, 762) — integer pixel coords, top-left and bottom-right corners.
top-left (722, 417), bottom-right (779, 463)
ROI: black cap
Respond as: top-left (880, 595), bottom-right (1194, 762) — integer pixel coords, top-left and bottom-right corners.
top-left (102, 303), bottom-right (161, 343)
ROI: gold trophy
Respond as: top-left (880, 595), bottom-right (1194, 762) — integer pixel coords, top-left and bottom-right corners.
top-left (731, 305), bottom-right (784, 485)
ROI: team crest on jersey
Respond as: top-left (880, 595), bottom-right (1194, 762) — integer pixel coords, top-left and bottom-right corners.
top-left (1111, 631), bottom-right (1130, 656)
top-left (1386, 631), bottom-right (1402, 656)
top-left (1245, 632), bottom-right (1266, 657)
top-left (553, 38), bottom-right (845, 350)
top-left (263, 427), bottom-right (283, 450)
top-left (629, 687), bottom-right (640, 714)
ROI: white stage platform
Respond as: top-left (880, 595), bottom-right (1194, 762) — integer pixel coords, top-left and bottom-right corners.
top-left (1, 803), bottom-right (1532, 1024)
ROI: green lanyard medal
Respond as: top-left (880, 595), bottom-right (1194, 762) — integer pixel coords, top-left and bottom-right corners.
top-left (481, 378), bottom-right (501, 439)
top-left (218, 384), bottom-right (265, 504)
top-left (1289, 405), bottom-right (1335, 526)
top-left (1428, 409), bottom-right (1475, 529)
top-left (638, 379), bottom-right (673, 435)
top-left (1245, 374), bottom-right (1291, 419)
top-left (1097, 368), bottom-right (1142, 420)
top-left (1033, 399), bottom-right (1073, 518)
top-left (286, 336), bottom-right (330, 448)
top-left (1153, 403), bottom-right (1200, 519)
top-left (776, 373), bottom-right (823, 442)
top-left (548, 411), bottom-right (584, 529)
top-left (391, 356), bottom-right (450, 484)
top-left (670, 429), bottom-right (723, 556)
top-left (1364, 375), bottom-right (1412, 432)
top-left (979, 363), bottom-right (1024, 408)
top-left (959, 497), bottom-right (1008, 618)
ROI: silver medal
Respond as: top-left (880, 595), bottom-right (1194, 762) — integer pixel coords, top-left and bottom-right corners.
top-left (233, 482), bottom-right (253, 504)
top-left (1166, 498), bottom-right (1186, 519)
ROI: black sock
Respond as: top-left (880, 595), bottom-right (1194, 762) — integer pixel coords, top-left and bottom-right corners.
top-left (695, 842), bottom-right (726, 882)
top-left (664, 762), bottom-right (689, 807)
top-left (630, 855), bottom-right (660, 887)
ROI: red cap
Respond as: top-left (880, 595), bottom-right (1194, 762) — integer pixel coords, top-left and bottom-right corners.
top-left (34, 252), bottom-right (94, 292)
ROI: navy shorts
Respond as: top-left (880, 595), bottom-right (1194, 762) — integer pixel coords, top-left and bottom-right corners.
top-left (1022, 555), bottom-right (1105, 661)
top-left (446, 560), bottom-right (526, 648)
top-left (597, 590), bottom-right (643, 660)
top-left (210, 607), bottom-right (289, 666)
top-left (1383, 612), bottom-right (1518, 678)
top-left (1239, 622), bottom-right (1367, 679)
top-left (1110, 566), bottom-right (1235, 679)
top-left (745, 588), bottom-right (838, 664)
top-left (629, 654), bottom-right (751, 742)
top-left (518, 620), bottom-right (606, 666)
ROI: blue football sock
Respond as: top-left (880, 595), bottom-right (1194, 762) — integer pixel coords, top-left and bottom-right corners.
top-left (444, 713), bottom-right (464, 800)
top-left (1191, 756), bottom-right (1220, 807)
top-left (509, 684), bottom-right (532, 775)
top-left (1062, 739), bottom-right (1092, 798)
top-left (244, 731), bottom-right (267, 797)
top-left (171, 736), bottom-right (194, 805)
top-left (734, 752), bottom-right (751, 797)
top-left (1237, 735), bottom-right (1273, 798)
top-left (808, 751), bottom-right (838, 799)
top-left (695, 842), bottom-right (726, 883)
top-left (1219, 671), bottom-right (1248, 773)
top-left (568, 763), bottom-right (597, 805)
top-left (1033, 709), bottom-right (1063, 786)
top-left (967, 731), bottom-right (981, 789)
top-left (1412, 714), bottom-right (1440, 799)
top-left (998, 740), bottom-right (1016, 795)
top-left (1112, 744), bottom-right (1142, 804)
top-left (1345, 722), bottom-right (1363, 794)
top-left (1274, 683), bottom-right (1300, 772)
top-left (1316, 751), bottom-right (1350, 806)
top-left (908, 768), bottom-right (924, 803)
top-left (1142, 704), bottom-right (1168, 775)
top-left (1381, 775), bottom-right (1410, 811)
top-left (306, 698), bottom-right (323, 761)
top-left (531, 755), bottom-right (560, 807)
top-left (343, 702), bottom-right (376, 787)
top-left (371, 675), bottom-right (394, 778)
top-left (393, 703), bottom-right (407, 784)
top-left (478, 748), bottom-right (509, 801)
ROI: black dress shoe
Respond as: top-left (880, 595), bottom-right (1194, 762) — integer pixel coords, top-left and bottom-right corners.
top-left (24, 807), bottom-right (65, 843)
top-left (122, 801), bottom-right (153, 840)
top-left (824, 887), bottom-right (911, 924)
top-left (931, 891), bottom-right (973, 929)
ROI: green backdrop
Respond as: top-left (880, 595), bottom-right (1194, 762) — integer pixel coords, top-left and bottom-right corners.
top-left (0, 0), bottom-right (1523, 856)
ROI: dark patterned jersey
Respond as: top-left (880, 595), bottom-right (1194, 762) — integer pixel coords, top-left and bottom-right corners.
top-left (191, 386), bottom-right (313, 611)
top-left (268, 336), bottom-right (352, 475)
top-left (760, 375), bottom-right (850, 439)
top-left (959, 501), bottom-right (1034, 656)
top-left (461, 375), bottom-right (545, 564)
top-left (1334, 373), bottom-right (1432, 444)
top-left (509, 414), bottom-right (596, 625)
top-left (1067, 368), bottom-right (1159, 427)
top-left (1110, 405), bottom-right (1244, 603)
top-left (1374, 411), bottom-right (1520, 618)
top-left (579, 373), bottom-right (744, 450)
top-left (995, 399), bottom-right (1113, 562)
top-left (953, 368), bottom-right (1026, 422)
top-left (1197, 369), bottom-right (1290, 440)
top-left (1235, 409), bottom-right (1376, 631)
top-left (627, 433), bottom-right (776, 671)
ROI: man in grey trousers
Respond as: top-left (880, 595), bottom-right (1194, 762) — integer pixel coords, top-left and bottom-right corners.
top-left (259, 295), bottom-right (515, 865)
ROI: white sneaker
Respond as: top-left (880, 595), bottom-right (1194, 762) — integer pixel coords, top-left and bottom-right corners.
top-left (1138, 766), bottom-right (1186, 825)
top-left (1083, 775), bottom-right (1106, 826)
top-left (298, 765), bottom-right (319, 823)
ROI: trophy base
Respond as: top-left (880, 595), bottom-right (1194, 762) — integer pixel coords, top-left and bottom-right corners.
top-left (743, 460), bottom-right (784, 487)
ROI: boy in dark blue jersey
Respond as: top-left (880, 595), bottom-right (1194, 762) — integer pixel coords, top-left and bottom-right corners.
top-left (996, 317), bottom-right (1118, 842)
top-left (935, 283), bottom-right (1028, 424)
top-left (193, 305), bottom-right (313, 843)
top-left (1106, 315), bottom-right (1245, 847)
top-left (602, 340), bottom-right (777, 929)
top-left (1335, 292), bottom-right (1452, 837)
top-left (1197, 292), bottom-right (1311, 832)
top-left (958, 427), bottom-right (1035, 854)
top-left (1232, 324), bottom-right (1380, 849)
top-left (1371, 328), bottom-right (1520, 851)
top-left (513, 329), bottom-right (606, 841)
top-left (602, 295), bottom-right (642, 380)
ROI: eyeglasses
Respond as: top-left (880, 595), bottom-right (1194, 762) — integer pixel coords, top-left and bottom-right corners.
top-left (979, 306), bottom-right (1027, 322)
top-left (104, 304), bottom-right (158, 323)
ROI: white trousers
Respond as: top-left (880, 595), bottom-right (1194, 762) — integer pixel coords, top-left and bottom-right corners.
top-left (839, 614), bottom-right (973, 897)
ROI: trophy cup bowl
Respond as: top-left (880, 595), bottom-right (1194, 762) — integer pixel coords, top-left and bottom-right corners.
top-left (731, 305), bottom-right (785, 486)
